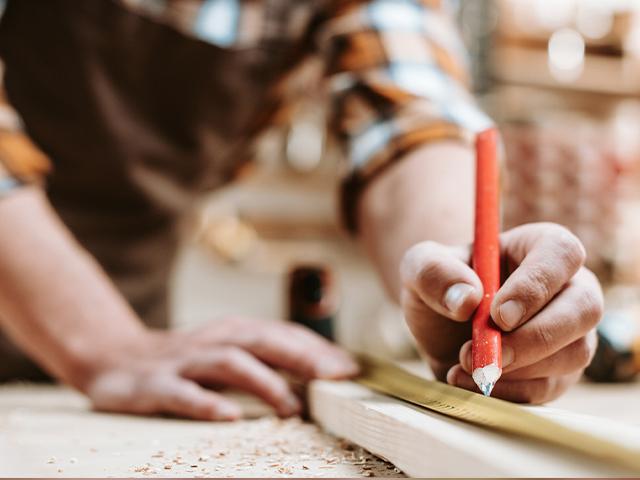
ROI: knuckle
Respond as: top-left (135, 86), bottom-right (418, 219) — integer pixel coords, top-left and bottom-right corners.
top-left (160, 389), bottom-right (186, 409)
top-left (220, 346), bottom-right (250, 368)
top-left (416, 261), bottom-right (448, 290)
top-left (140, 375), bottom-right (165, 396)
top-left (139, 376), bottom-right (186, 413)
top-left (533, 324), bottom-right (555, 356)
top-left (551, 227), bottom-right (586, 270)
top-left (519, 266), bottom-right (554, 306)
top-left (260, 329), bottom-right (287, 351)
top-left (400, 241), bottom-right (441, 285)
top-left (575, 287), bottom-right (604, 328)
top-left (571, 338), bottom-right (593, 369)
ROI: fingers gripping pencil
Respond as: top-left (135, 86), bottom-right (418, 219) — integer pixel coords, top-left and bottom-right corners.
top-left (471, 128), bottom-right (502, 397)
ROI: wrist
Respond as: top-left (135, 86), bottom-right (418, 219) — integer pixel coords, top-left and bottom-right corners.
top-left (358, 141), bottom-right (475, 301)
top-left (66, 324), bottom-right (160, 393)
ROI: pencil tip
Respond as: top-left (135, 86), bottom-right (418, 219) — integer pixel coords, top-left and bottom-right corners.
top-left (479, 381), bottom-right (496, 396)
top-left (472, 364), bottom-right (502, 397)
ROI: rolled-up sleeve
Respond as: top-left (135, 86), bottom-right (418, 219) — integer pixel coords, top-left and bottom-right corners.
top-left (0, 82), bottom-right (50, 198)
top-left (316, 0), bottom-right (493, 232)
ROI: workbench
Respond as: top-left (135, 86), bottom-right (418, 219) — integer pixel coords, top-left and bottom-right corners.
top-left (1, 378), bottom-right (639, 477)
top-left (0, 383), bottom-right (399, 477)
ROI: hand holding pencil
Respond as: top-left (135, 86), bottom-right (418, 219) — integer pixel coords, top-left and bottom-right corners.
top-left (399, 135), bottom-right (603, 403)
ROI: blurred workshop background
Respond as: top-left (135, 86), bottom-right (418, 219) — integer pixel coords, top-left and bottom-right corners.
top-left (167, 0), bottom-right (640, 381)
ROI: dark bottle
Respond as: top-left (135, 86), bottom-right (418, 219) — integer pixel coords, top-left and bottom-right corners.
top-left (287, 265), bottom-right (337, 341)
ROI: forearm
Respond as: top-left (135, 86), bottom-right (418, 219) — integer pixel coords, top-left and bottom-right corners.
top-left (0, 187), bottom-right (147, 390)
top-left (358, 141), bottom-right (475, 301)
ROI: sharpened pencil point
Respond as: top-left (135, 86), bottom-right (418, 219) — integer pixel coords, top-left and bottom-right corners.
top-left (478, 381), bottom-right (495, 397)
top-left (472, 364), bottom-right (502, 397)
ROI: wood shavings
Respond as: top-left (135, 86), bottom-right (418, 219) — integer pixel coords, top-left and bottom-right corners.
top-left (276, 465), bottom-right (293, 475)
top-left (132, 463), bottom-right (157, 475)
top-left (127, 415), bottom-right (400, 477)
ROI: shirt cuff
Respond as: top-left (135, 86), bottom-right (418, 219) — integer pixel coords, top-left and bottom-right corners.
top-left (341, 120), bottom-right (473, 233)
top-left (346, 92), bottom-right (499, 236)
top-left (0, 173), bottom-right (24, 199)
top-left (0, 130), bottom-right (51, 199)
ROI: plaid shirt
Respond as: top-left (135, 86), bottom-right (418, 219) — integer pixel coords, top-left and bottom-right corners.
top-left (0, 0), bottom-right (491, 231)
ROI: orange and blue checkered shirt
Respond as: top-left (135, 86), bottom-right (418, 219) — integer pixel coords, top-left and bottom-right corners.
top-left (0, 0), bottom-right (491, 231)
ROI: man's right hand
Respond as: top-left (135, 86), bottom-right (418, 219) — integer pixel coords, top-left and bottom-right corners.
top-left (85, 317), bottom-right (359, 421)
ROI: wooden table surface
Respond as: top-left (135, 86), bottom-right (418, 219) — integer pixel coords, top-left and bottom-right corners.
top-left (1, 377), bottom-right (640, 477)
top-left (0, 384), bottom-right (401, 478)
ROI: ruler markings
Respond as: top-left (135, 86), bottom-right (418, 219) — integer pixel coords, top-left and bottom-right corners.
top-left (355, 355), bottom-right (640, 473)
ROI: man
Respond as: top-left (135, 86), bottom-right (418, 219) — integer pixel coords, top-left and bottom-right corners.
top-left (0, 0), bottom-right (601, 420)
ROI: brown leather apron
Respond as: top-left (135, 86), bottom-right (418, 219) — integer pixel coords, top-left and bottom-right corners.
top-left (0, 0), bottom-right (287, 380)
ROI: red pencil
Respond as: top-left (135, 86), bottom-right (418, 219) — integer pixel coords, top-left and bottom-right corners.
top-left (471, 128), bottom-right (502, 396)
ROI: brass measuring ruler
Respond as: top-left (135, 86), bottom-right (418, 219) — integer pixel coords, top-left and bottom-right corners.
top-left (356, 355), bottom-right (640, 473)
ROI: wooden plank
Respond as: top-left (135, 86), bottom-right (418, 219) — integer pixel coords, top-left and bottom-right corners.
top-left (309, 379), bottom-right (640, 477)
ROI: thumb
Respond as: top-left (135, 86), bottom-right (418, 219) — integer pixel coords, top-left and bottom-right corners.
top-left (400, 241), bottom-right (483, 321)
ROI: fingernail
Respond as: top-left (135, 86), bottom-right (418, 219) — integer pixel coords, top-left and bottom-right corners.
top-left (218, 404), bottom-right (241, 420)
top-left (282, 395), bottom-right (302, 416)
top-left (502, 345), bottom-right (515, 367)
top-left (498, 300), bottom-right (524, 329)
top-left (316, 358), bottom-right (359, 378)
top-left (444, 283), bottom-right (475, 313)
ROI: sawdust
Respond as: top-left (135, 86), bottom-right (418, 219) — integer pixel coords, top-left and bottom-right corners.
top-left (129, 416), bottom-right (402, 477)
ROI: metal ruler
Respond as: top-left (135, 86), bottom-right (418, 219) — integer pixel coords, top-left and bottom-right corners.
top-left (356, 355), bottom-right (640, 474)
